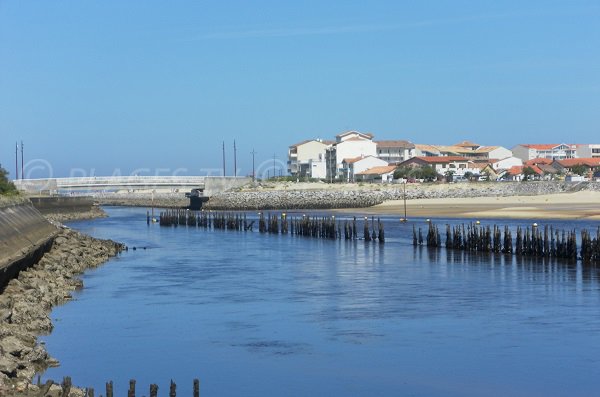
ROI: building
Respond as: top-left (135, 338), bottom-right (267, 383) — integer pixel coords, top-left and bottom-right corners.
top-left (355, 165), bottom-right (398, 183)
top-left (512, 144), bottom-right (578, 161)
top-left (399, 156), bottom-right (479, 177)
top-left (453, 140), bottom-right (481, 151)
top-left (287, 139), bottom-right (332, 179)
top-left (325, 131), bottom-right (377, 181)
top-left (375, 140), bottom-right (415, 164)
top-left (341, 156), bottom-right (388, 183)
top-left (491, 156), bottom-right (523, 170)
top-left (414, 142), bottom-right (512, 162)
top-left (552, 158), bottom-right (600, 176)
top-left (576, 144), bottom-right (600, 158)
top-left (502, 165), bottom-right (545, 181)
top-left (414, 144), bottom-right (441, 157)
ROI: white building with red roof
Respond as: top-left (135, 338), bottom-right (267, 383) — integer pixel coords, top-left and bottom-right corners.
top-left (355, 165), bottom-right (398, 183)
top-left (325, 131), bottom-right (378, 181)
top-left (398, 156), bottom-right (481, 177)
top-left (512, 144), bottom-right (578, 161)
top-left (341, 156), bottom-right (388, 183)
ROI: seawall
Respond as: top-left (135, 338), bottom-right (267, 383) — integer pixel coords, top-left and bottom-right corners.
top-left (0, 197), bottom-right (59, 290)
top-left (203, 181), bottom-right (600, 210)
top-left (28, 196), bottom-right (93, 215)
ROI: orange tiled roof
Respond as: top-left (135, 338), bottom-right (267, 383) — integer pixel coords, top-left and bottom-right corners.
top-left (411, 156), bottom-right (469, 164)
top-left (555, 158), bottom-right (600, 167)
top-left (356, 165), bottom-right (398, 175)
top-left (453, 140), bottom-right (480, 147)
top-left (474, 146), bottom-right (501, 153)
top-left (521, 144), bottom-right (576, 150)
top-left (509, 165), bottom-right (543, 175)
top-left (524, 157), bottom-right (554, 166)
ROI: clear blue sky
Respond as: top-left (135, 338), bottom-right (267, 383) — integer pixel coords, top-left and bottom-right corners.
top-left (1, 0), bottom-right (599, 178)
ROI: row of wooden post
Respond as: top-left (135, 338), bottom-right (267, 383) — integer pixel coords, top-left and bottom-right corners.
top-left (47, 377), bottom-right (200, 397)
top-left (158, 210), bottom-right (385, 243)
top-left (414, 222), bottom-right (600, 262)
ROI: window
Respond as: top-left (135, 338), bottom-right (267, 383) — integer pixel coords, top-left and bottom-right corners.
top-left (593, 148), bottom-right (600, 154)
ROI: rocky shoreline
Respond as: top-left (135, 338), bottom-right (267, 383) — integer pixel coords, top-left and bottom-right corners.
top-left (204, 181), bottom-right (600, 210)
top-left (83, 181), bottom-right (600, 211)
top-left (0, 227), bottom-right (125, 396)
top-left (94, 193), bottom-right (188, 209)
top-left (43, 205), bottom-right (108, 223)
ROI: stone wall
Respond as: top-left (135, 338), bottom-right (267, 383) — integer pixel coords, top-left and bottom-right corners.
top-left (204, 181), bottom-right (600, 210)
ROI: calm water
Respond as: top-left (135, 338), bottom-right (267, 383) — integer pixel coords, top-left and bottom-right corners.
top-left (41, 207), bottom-right (600, 396)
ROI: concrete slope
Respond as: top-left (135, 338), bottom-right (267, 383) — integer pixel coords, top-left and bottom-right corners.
top-left (0, 198), bottom-right (59, 290)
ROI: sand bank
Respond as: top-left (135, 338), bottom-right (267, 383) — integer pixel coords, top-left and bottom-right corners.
top-left (345, 191), bottom-right (600, 220)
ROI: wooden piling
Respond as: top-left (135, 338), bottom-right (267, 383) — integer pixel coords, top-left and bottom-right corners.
top-left (128, 379), bottom-right (136, 397)
top-left (194, 379), bottom-right (200, 397)
top-left (169, 380), bottom-right (176, 397)
top-left (106, 381), bottom-right (113, 397)
top-left (61, 377), bottom-right (71, 397)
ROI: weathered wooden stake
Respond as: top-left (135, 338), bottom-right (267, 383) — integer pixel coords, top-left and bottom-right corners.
top-left (61, 377), bottom-right (72, 397)
top-left (128, 379), bottom-right (136, 397)
top-left (106, 381), bottom-right (113, 397)
top-left (193, 379), bottom-right (200, 397)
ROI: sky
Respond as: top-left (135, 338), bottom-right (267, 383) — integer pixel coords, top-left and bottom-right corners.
top-left (1, 0), bottom-right (599, 179)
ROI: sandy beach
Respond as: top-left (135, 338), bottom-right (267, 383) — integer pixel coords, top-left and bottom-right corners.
top-left (344, 190), bottom-right (600, 220)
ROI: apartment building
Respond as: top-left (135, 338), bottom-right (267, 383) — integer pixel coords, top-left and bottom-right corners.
top-left (375, 140), bottom-right (415, 164)
top-left (325, 131), bottom-right (377, 181)
top-left (512, 144), bottom-right (577, 161)
top-left (287, 139), bottom-right (332, 179)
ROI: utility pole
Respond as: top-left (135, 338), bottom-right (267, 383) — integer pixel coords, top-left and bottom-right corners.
top-left (233, 140), bottom-right (237, 178)
top-left (273, 153), bottom-right (277, 180)
top-left (20, 141), bottom-right (24, 179)
top-left (222, 141), bottom-right (226, 177)
top-left (15, 142), bottom-right (18, 181)
top-left (251, 149), bottom-right (256, 183)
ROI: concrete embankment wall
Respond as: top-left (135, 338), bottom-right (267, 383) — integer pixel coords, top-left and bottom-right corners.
top-left (29, 196), bottom-right (93, 214)
top-left (0, 198), bottom-right (58, 290)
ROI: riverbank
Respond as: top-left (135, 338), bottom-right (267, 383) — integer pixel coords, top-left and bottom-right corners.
top-left (94, 193), bottom-right (188, 208)
top-left (0, 227), bottom-right (125, 396)
top-left (42, 205), bottom-right (107, 223)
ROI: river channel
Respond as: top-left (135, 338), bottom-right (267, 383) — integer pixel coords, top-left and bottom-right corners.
top-left (41, 207), bottom-right (600, 396)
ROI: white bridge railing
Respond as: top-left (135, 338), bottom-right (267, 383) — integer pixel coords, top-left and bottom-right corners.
top-left (14, 176), bottom-right (251, 195)
top-left (14, 176), bottom-right (209, 191)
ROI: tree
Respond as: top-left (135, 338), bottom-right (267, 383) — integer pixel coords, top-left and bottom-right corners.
top-left (522, 166), bottom-right (537, 181)
top-left (482, 169), bottom-right (493, 182)
top-left (444, 170), bottom-right (455, 183)
top-left (0, 165), bottom-right (18, 195)
top-left (571, 164), bottom-right (589, 176)
top-left (412, 165), bottom-right (438, 182)
top-left (463, 171), bottom-right (473, 181)
top-left (393, 166), bottom-right (411, 180)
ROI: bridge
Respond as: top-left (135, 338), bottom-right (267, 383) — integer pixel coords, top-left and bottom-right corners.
top-left (13, 176), bottom-right (251, 196)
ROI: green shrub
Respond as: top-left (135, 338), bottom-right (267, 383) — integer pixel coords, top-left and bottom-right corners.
top-left (0, 166), bottom-right (18, 195)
